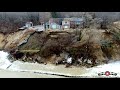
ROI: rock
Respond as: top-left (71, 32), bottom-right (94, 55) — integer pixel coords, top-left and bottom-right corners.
top-left (75, 58), bottom-right (83, 66)
top-left (22, 55), bottom-right (27, 61)
top-left (48, 54), bottom-right (57, 64)
top-left (37, 57), bottom-right (46, 63)
top-left (37, 56), bottom-right (41, 62)
top-left (66, 57), bottom-right (72, 64)
top-left (83, 59), bottom-right (87, 63)
top-left (87, 59), bottom-right (92, 64)
top-left (78, 57), bottom-right (83, 64)
top-left (60, 52), bottom-right (69, 60)
top-left (44, 62), bottom-right (47, 65)
top-left (113, 21), bottom-right (120, 29)
top-left (55, 57), bottom-right (63, 65)
top-left (65, 63), bottom-right (72, 68)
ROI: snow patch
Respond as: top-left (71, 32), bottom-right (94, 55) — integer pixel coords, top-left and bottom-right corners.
top-left (67, 57), bottom-right (72, 64)
top-left (81, 60), bottom-right (120, 77)
top-left (0, 51), bottom-right (12, 69)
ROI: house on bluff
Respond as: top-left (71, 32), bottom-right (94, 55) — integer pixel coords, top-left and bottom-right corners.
top-left (19, 17), bottom-right (85, 32)
top-left (45, 18), bottom-right (63, 30)
top-left (62, 17), bottom-right (85, 30)
top-left (19, 22), bottom-right (33, 30)
top-left (19, 22), bottom-right (45, 32)
top-left (70, 17), bottom-right (85, 29)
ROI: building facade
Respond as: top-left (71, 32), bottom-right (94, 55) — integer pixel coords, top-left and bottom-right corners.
top-left (45, 18), bottom-right (63, 30)
top-left (62, 18), bottom-right (70, 29)
top-left (70, 18), bottom-right (84, 29)
top-left (25, 22), bottom-right (33, 28)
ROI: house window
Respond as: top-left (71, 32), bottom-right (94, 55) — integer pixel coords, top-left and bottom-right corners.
top-left (52, 24), bottom-right (57, 29)
top-left (64, 26), bottom-right (68, 28)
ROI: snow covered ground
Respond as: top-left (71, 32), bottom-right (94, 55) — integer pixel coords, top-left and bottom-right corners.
top-left (0, 51), bottom-right (12, 69)
top-left (0, 51), bottom-right (120, 78)
top-left (80, 61), bottom-right (120, 78)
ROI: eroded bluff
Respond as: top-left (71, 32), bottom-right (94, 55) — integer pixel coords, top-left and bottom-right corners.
top-left (1, 22), bottom-right (120, 67)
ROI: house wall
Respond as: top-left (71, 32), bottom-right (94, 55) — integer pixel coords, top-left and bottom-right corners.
top-left (25, 22), bottom-right (33, 28)
top-left (25, 24), bottom-right (32, 28)
top-left (70, 20), bottom-right (84, 29)
top-left (62, 21), bottom-right (70, 29)
top-left (62, 21), bottom-right (70, 25)
top-left (49, 23), bottom-right (61, 30)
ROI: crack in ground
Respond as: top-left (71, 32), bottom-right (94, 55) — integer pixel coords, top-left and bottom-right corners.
top-left (9, 69), bottom-right (84, 78)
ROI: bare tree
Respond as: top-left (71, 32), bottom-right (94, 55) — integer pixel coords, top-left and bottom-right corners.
top-left (39, 12), bottom-right (51, 23)
top-left (100, 16), bottom-right (110, 29)
top-left (26, 12), bottom-right (40, 25)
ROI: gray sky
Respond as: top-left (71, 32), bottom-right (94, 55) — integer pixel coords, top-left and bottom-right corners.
top-left (0, 12), bottom-right (120, 21)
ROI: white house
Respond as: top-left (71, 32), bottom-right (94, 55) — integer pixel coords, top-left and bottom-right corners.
top-left (50, 23), bottom-right (61, 30)
top-left (19, 22), bottom-right (33, 30)
top-left (25, 22), bottom-right (33, 28)
top-left (62, 18), bottom-right (70, 29)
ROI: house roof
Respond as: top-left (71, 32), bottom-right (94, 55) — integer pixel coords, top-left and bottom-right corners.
top-left (63, 18), bottom-right (72, 21)
top-left (71, 18), bottom-right (84, 22)
top-left (50, 22), bottom-right (60, 25)
top-left (63, 18), bottom-right (84, 22)
top-left (26, 22), bottom-right (33, 24)
top-left (49, 18), bottom-right (63, 25)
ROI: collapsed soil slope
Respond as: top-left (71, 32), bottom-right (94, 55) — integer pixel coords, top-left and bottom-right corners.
top-left (0, 29), bottom-right (35, 50)
top-left (1, 21), bottom-right (120, 67)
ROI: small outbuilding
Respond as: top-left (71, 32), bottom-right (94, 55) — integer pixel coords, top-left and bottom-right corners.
top-left (19, 22), bottom-right (33, 30)
top-left (25, 22), bottom-right (33, 28)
